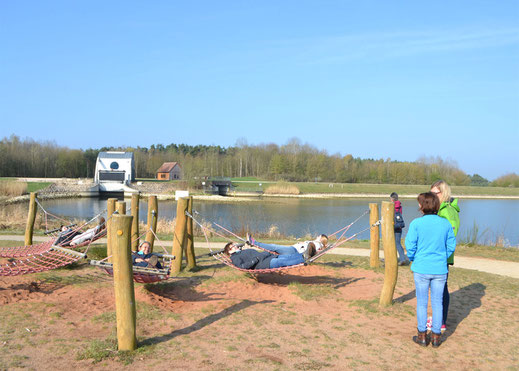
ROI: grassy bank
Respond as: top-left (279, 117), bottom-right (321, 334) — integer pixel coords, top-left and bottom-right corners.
top-left (3, 177), bottom-right (519, 198)
top-left (231, 180), bottom-right (519, 197)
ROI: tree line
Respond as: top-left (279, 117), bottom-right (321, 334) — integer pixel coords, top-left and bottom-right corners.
top-left (1, 135), bottom-right (517, 187)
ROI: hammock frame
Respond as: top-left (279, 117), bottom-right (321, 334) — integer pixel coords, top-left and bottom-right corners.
top-left (90, 260), bottom-right (172, 284)
top-left (92, 224), bottom-right (176, 283)
top-left (187, 210), bottom-right (374, 274)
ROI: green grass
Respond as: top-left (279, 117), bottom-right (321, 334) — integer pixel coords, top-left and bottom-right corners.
top-left (0, 179), bottom-right (51, 193)
top-left (76, 338), bottom-right (118, 363)
top-left (231, 177), bottom-right (261, 182)
top-left (27, 182), bottom-right (52, 193)
top-left (454, 244), bottom-right (519, 262)
top-left (288, 281), bottom-right (337, 301)
top-left (447, 265), bottom-right (519, 298)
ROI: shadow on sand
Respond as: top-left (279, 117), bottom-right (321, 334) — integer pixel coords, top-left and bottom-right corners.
top-left (141, 299), bottom-right (274, 346)
top-left (444, 282), bottom-right (485, 339)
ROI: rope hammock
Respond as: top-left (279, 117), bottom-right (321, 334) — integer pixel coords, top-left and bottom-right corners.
top-left (0, 243), bottom-right (86, 276)
top-left (187, 210), bottom-right (377, 274)
top-left (90, 216), bottom-right (176, 283)
top-left (35, 198), bottom-right (108, 249)
top-left (0, 199), bottom-right (112, 276)
top-left (91, 258), bottom-right (172, 284)
top-left (0, 240), bottom-right (55, 258)
top-left (0, 200), bottom-right (108, 260)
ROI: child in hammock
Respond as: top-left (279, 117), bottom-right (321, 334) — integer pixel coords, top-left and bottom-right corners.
top-left (132, 241), bottom-right (162, 269)
top-left (223, 242), bottom-right (305, 270)
top-left (246, 233), bottom-right (328, 260)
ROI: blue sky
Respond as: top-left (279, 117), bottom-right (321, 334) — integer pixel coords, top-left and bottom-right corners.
top-left (1, 1), bottom-right (518, 180)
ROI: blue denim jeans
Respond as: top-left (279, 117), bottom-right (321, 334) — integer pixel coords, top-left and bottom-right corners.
top-left (269, 253), bottom-right (305, 268)
top-left (414, 272), bottom-right (447, 334)
top-left (394, 231), bottom-right (408, 263)
top-left (255, 241), bottom-right (299, 255)
top-left (254, 242), bottom-right (304, 268)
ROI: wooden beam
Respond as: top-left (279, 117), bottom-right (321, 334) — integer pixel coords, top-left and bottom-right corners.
top-left (379, 201), bottom-right (398, 307)
top-left (106, 198), bottom-right (117, 263)
top-left (145, 195), bottom-right (158, 251)
top-left (130, 193), bottom-right (140, 251)
top-left (171, 197), bottom-right (189, 274)
top-left (24, 192), bottom-right (37, 246)
top-left (111, 214), bottom-right (137, 351)
top-left (185, 196), bottom-right (196, 270)
top-left (369, 203), bottom-right (380, 268)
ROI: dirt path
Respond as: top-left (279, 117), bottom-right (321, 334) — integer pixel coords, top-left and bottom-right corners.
top-left (2, 235), bottom-right (518, 279)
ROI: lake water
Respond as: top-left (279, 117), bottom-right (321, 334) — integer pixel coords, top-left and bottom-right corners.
top-left (37, 197), bottom-right (519, 246)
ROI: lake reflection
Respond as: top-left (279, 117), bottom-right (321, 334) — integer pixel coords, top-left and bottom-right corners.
top-left (37, 197), bottom-right (519, 246)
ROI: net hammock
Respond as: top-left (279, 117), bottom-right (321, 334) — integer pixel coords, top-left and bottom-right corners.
top-left (187, 209), bottom-right (377, 274)
top-left (36, 198), bottom-right (108, 249)
top-left (90, 214), bottom-right (175, 283)
top-left (0, 200), bottom-right (109, 259)
top-left (0, 240), bottom-right (56, 258)
top-left (0, 244), bottom-right (86, 276)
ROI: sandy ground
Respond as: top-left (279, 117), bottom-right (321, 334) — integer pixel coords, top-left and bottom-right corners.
top-left (0, 255), bottom-right (518, 370)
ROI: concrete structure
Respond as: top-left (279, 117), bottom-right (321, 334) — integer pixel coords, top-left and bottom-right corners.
top-left (92, 152), bottom-right (138, 194)
top-left (156, 162), bottom-right (182, 180)
top-left (203, 177), bottom-right (233, 195)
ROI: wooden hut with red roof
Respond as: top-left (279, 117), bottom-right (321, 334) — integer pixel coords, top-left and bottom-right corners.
top-left (156, 162), bottom-right (182, 180)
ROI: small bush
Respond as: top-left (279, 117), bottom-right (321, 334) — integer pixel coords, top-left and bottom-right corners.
top-left (264, 182), bottom-right (300, 195)
top-left (491, 173), bottom-right (519, 187)
top-left (0, 203), bottom-right (29, 229)
top-left (0, 181), bottom-right (27, 197)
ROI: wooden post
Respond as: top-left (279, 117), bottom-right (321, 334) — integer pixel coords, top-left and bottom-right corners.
top-left (369, 203), bottom-right (380, 268)
top-left (379, 201), bottom-right (398, 307)
top-left (145, 195), bottom-right (158, 251)
top-left (171, 197), bottom-right (189, 275)
top-left (117, 201), bottom-right (126, 215)
top-left (111, 214), bottom-right (137, 351)
top-left (130, 193), bottom-right (140, 251)
top-left (106, 198), bottom-right (117, 263)
top-left (24, 192), bottom-right (37, 246)
top-left (185, 196), bottom-right (196, 270)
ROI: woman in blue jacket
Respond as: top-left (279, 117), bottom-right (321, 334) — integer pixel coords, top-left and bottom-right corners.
top-left (405, 192), bottom-right (456, 347)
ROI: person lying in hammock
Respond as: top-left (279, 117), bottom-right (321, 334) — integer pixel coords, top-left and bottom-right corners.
top-left (54, 225), bottom-right (81, 246)
top-left (223, 242), bottom-right (305, 270)
top-left (69, 217), bottom-right (106, 246)
top-left (246, 233), bottom-right (328, 260)
top-left (132, 241), bottom-right (163, 269)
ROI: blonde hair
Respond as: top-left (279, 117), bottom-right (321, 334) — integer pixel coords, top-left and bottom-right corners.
top-left (430, 180), bottom-right (451, 203)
